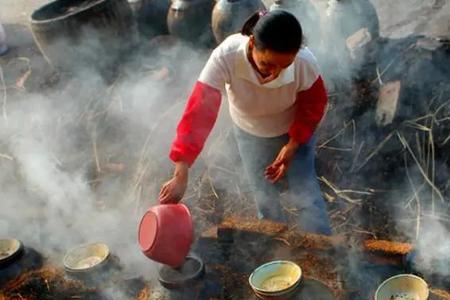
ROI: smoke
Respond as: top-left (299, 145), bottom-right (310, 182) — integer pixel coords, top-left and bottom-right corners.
top-left (414, 220), bottom-right (450, 277)
top-left (310, 0), bottom-right (450, 295)
top-left (0, 13), bottom-right (213, 296)
top-left (392, 158), bottom-right (450, 281)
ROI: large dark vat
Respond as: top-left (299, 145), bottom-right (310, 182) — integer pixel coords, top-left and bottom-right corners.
top-left (131, 0), bottom-right (171, 38)
top-left (30, 0), bottom-right (133, 78)
top-left (167, 0), bottom-right (215, 46)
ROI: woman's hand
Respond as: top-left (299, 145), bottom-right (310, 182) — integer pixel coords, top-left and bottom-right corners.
top-left (265, 138), bottom-right (300, 183)
top-left (159, 162), bottom-right (189, 204)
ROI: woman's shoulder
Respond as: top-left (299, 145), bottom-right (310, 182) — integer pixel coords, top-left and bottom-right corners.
top-left (296, 47), bottom-right (319, 71)
top-left (295, 47), bottom-right (320, 75)
top-left (214, 34), bottom-right (249, 57)
top-left (294, 47), bottom-right (321, 90)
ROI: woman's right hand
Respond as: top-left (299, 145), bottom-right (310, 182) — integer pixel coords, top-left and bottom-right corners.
top-left (158, 162), bottom-right (189, 204)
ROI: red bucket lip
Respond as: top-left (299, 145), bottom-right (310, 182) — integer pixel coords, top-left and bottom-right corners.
top-left (138, 210), bottom-right (159, 252)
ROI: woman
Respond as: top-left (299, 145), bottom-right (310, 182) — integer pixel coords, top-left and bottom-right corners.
top-left (159, 10), bottom-right (332, 235)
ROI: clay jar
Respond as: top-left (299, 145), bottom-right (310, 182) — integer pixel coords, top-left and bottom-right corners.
top-left (167, 0), bottom-right (214, 46)
top-left (133, 0), bottom-right (171, 38)
top-left (212, 0), bottom-right (265, 44)
top-left (30, 0), bottom-right (133, 79)
top-left (321, 0), bottom-right (380, 81)
top-left (325, 0), bottom-right (380, 42)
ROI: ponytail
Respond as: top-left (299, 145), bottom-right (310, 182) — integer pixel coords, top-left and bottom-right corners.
top-left (240, 12), bottom-right (261, 36)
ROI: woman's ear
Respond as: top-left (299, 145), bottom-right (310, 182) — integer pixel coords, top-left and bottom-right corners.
top-left (249, 35), bottom-right (255, 48)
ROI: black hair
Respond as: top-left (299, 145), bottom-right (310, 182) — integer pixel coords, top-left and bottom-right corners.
top-left (241, 10), bottom-right (303, 53)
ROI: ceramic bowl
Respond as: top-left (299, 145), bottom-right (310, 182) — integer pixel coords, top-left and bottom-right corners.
top-left (249, 260), bottom-right (302, 299)
top-left (375, 274), bottom-right (429, 300)
top-left (63, 243), bottom-right (110, 273)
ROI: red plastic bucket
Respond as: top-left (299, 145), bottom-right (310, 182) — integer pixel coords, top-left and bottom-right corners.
top-left (138, 204), bottom-right (193, 268)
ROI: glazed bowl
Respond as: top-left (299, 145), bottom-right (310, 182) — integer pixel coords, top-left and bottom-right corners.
top-left (374, 274), bottom-right (429, 300)
top-left (249, 260), bottom-right (302, 299)
top-left (63, 242), bottom-right (110, 273)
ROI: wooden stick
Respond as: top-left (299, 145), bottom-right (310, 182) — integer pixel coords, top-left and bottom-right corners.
top-left (319, 146), bottom-right (353, 152)
top-left (207, 174), bottom-right (219, 200)
top-left (404, 151), bottom-right (421, 241)
top-left (350, 141), bottom-right (365, 172)
top-left (443, 134), bottom-right (450, 145)
top-left (0, 153), bottom-right (13, 160)
top-left (356, 131), bottom-right (395, 171)
top-left (91, 128), bottom-right (101, 173)
top-left (202, 216), bottom-right (413, 256)
top-left (397, 131), bottom-right (445, 202)
top-left (375, 66), bottom-right (384, 86)
top-left (318, 121), bottom-right (352, 148)
top-left (319, 177), bottom-right (366, 204)
top-left (429, 126), bottom-right (436, 214)
top-left (0, 65), bottom-right (7, 124)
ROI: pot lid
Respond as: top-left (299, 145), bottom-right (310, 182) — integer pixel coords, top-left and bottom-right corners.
top-left (158, 254), bottom-right (205, 289)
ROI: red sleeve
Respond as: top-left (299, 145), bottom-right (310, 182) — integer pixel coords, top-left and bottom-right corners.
top-left (288, 76), bottom-right (328, 144)
top-left (169, 81), bottom-right (222, 166)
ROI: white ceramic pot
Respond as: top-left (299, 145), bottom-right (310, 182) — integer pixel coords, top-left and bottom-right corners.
top-left (63, 243), bottom-right (110, 272)
top-left (249, 260), bottom-right (302, 299)
top-left (374, 274), bottom-right (429, 300)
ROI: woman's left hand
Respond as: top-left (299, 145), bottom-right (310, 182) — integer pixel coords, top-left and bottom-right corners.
top-left (265, 139), bottom-right (300, 183)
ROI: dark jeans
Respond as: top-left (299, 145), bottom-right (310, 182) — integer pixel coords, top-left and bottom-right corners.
top-left (233, 126), bottom-right (332, 235)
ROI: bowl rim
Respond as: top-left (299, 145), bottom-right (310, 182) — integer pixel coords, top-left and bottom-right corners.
top-left (374, 273), bottom-right (429, 300)
top-left (0, 238), bottom-right (24, 266)
top-left (158, 253), bottom-right (205, 289)
top-left (63, 242), bottom-right (110, 272)
top-left (30, 0), bottom-right (108, 24)
top-left (249, 260), bottom-right (302, 294)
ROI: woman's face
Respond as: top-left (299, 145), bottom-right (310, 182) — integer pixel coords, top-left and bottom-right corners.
top-left (248, 36), bottom-right (297, 80)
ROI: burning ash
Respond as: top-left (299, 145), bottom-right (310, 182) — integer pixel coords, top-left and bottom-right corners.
top-left (0, 267), bottom-right (102, 299)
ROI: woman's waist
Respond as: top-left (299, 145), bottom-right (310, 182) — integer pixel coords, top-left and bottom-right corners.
top-left (228, 106), bottom-right (295, 138)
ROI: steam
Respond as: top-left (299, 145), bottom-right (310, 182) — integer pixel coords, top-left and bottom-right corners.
top-left (0, 21), bottom-right (210, 288)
